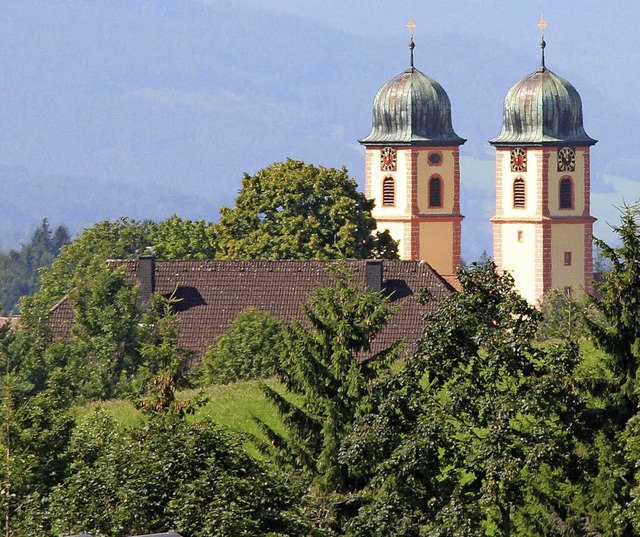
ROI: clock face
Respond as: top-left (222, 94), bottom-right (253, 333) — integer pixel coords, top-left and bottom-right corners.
top-left (510, 148), bottom-right (527, 172)
top-left (380, 147), bottom-right (397, 171)
top-left (557, 147), bottom-right (576, 172)
top-left (428, 152), bottom-right (442, 165)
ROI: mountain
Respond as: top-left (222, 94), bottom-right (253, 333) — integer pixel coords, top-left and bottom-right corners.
top-left (0, 0), bottom-right (637, 258)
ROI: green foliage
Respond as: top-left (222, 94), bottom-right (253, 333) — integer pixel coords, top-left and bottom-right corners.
top-left (0, 219), bottom-right (70, 314)
top-left (20, 215), bottom-right (215, 329)
top-left (257, 266), bottom-right (401, 502)
top-left (41, 411), bottom-right (305, 537)
top-left (61, 265), bottom-right (146, 400)
top-left (0, 368), bottom-right (75, 536)
top-left (341, 262), bottom-right (584, 536)
top-left (578, 203), bottom-right (640, 533)
top-left (214, 159), bottom-right (398, 260)
top-left (19, 217), bottom-right (154, 331)
top-left (586, 203), bottom-right (640, 425)
top-left (137, 297), bottom-right (200, 416)
top-left (148, 214), bottom-right (216, 260)
top-left (16, 215), bottom-right (217, 402)
top-left (537, 288), bottom-right (588, 341)
top-left (200, 308), bottom-right (286, 385)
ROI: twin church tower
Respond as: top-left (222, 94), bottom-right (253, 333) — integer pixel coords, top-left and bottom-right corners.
top-left (360, 18), bottom-right (596, 304)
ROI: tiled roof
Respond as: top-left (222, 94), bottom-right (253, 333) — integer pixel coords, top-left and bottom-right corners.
top-left (49, 259), bottom-right (454, 367)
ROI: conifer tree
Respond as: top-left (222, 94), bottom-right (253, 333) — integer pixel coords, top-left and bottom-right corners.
top-left (580, 203), bottom-right (640, 533)
top-left (256, 266), bottom-right (402, 498)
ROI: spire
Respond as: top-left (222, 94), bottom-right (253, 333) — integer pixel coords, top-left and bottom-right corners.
top-left (407, 14), bottom-right (416, 70)
top-left (538, 12), bottom-right (548, 70)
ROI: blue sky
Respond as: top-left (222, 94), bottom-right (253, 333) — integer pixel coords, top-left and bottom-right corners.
top-left (0, 0), bottom-right (638, 257)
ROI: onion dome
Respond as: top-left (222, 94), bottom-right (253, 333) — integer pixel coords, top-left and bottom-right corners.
top-left (360, 25), bottom-right (465, 147)
top-left (360, 67), bottom-right (465, 146)
top-left (491, 18), bottom-right (596, 146)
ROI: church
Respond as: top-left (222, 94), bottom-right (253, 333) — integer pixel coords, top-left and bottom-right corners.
top-left (361, 16), bottom-right (596, 305)
top-left (48, 16), bottom-right (596, 360)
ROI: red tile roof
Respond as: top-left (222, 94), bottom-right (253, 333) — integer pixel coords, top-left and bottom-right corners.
top-left (49, 259), bottom-right (454, 367)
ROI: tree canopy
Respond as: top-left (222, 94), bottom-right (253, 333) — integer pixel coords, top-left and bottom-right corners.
top-left (0, 220), bottom-right (70, 314)
top-left (214, 159), bottom-right (398, 260)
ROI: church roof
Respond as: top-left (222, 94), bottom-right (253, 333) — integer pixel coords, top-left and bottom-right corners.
top-left (490, 65), bottom-right (596, 146)
top-left (49, 259), bottom-right (454, 368)
top-left (360, 66), bottom-right (465, 147)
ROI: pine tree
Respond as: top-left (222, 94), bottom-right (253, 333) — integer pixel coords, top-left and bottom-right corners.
top-left (256, 266), bottom-right (402, 496)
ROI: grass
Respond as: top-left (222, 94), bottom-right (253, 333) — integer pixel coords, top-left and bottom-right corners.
top-left (76, 377), bottom-right (291, 458)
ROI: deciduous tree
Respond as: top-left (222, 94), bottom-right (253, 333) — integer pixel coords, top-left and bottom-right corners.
top-left (214, 159), bottom-right (398, 260)
top-left (342, 262), bottom-right (584, 536)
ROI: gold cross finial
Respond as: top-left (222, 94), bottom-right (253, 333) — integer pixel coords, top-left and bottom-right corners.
top-left (538, 12), bottom-right (547, 69)
top-left (538, 12), bottom-right (548, 36)
top-left (406, 14), bottom-right (416, 69)
top-left (407, 14), bottom-right (416, 38)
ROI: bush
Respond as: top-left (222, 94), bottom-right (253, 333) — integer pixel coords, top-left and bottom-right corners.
top-left (200, 309), bottom-right (285, 385)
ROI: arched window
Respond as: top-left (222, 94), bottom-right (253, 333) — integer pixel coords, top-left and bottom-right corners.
top-left (513, 177), bottom-right (526, 208)
top-left (382, 176), bottom-right (395, 206)
top-left (429, 176), bottom-right (442, 207)
top-left (559, 177), bottom-right (573, 209)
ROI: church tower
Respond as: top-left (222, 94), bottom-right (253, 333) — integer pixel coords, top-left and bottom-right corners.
top-left (490, 16), bottom-right (597, 304)
top-left (360, 19), bottom-right (465, 280)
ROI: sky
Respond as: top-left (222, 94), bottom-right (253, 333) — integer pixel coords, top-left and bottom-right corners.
top-left (1, 0), bottom-right (639, 257)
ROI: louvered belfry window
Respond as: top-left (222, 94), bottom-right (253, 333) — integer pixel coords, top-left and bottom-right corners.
top-left (429, 176), bottom-right (442, 207)
top-left (382, 176), bottom-right (395, 206)
top-left (513, 177), bottom-right (526, 208)
top-left (560, 177), bottom-right (573, 209)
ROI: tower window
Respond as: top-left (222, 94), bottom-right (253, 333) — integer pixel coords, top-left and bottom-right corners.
top-left (382, 176), bottom-right (395, 206)
top-left (564, 251), bottom-right (572, 266)
top-left (513, 177), bottom-right (526, 208)
top-left (429, 176), bottom-right (442, 207)
top-left (560, 177), bottom-right (574, 209)
top-left (517, 230), bottom-right (524, 242)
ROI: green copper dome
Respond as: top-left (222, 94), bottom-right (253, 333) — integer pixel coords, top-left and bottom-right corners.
top-left (490, 66), bottom-right (596, 146)
top-left (360, 66), bottom-right (465, 146)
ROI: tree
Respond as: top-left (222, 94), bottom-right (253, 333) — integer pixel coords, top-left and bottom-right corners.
top-left (0, 220), bottom-right (71, 314)
top-left (19, 218), bottom-right (154, 331)
top-left (254, 266), bottom-right (402, 533)
top-left (42, 404), bottom-right (305, 537)
top-left (341, 262), bottom-right (584, 536)
top-left (148, 214), bottom-right (216, 260)
top-left (200, 308), bottom-right (286, 385)
top-left (20, 215), bottom-right (215, 328)
top-left (579, 203), bottom-right (640, 534)
top-left (213, 159), bottom-right (398, 260)
top-left (0, 365), bottom-right (74, 536)
top-left (536, 288), bottom-right (587, 342)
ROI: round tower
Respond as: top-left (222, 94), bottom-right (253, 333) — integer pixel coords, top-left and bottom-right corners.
top-left (360, 19), bottom-right (465, 280)
top-left (490, 15), bottom-right (596, 304)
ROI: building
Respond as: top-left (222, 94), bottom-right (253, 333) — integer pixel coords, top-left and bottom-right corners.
top-left (363, 18), bottom-right (596, 305)
top-left (359, 22), bottom-right (465, 282)
top-left (489, 20), bottom-right (596, 304)
top-left (49, 258), bottom-right (454, 365)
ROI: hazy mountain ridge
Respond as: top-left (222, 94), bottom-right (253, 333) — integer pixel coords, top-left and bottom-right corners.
top-left (0, 0), bottom-right (637, 257)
